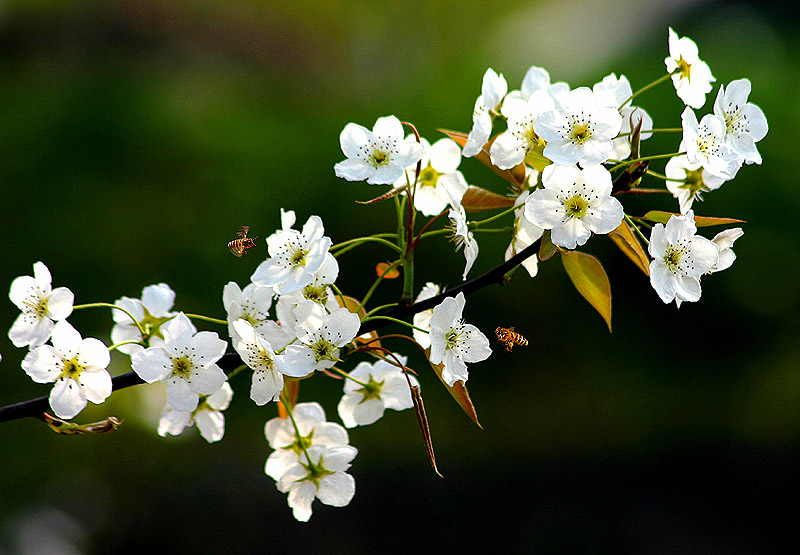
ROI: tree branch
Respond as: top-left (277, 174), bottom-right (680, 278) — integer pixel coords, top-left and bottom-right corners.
top-left (0, 239), bottom-right (540, 424)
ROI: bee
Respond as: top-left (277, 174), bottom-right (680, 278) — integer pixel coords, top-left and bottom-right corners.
top-left (495, 326), bottom-right (528, 352)
top-left (228, 225), bottom-right (258, 258)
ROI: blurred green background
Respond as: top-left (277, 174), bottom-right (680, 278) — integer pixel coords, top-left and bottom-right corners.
top-left (1, 0), bottom-right (798, 552)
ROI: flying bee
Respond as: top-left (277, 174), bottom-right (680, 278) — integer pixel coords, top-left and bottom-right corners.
top-left (228, 225), bottom-right (258, 258)
top-left (495, 326), bottom-right (528, 352)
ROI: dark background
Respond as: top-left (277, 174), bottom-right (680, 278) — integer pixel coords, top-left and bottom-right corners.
top-left (1, 1), bottom-right (798, 553)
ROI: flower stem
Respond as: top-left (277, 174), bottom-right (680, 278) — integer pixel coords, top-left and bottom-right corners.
top-left (622, 72), bottom-right (673, 106)
top-left (625, 214), bottom-right (651, 246)
top-left (108, 339), bottom-right (144, 352)
top-left (359, 315), bottom-right (428, 333)
top-left (331, 366), bottom-right (369, 387)
top-left (184, 314), bottom-right (227, 325)
top-left (357, 260), bottom-right (402, 313)
top-left (331, 235), bottom-right (403, 257)
top-left (73, 302), bottom-right (147, 337)
top-left (608, 151), bottom-right (684, 173)
top-left (471, 204), bottom-right (519, 227)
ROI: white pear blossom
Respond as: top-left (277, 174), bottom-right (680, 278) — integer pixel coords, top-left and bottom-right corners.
top-left (251, 214), bottom-right (332, 295)
top-left (334, 115), bottom-right (424, 185)
top-left (429, 292), bottom-right (492, 386)
top-left (221, 281), bottom-right (290, 352)
top-left (337, 355), bottom-right (418, 428)
top-left (506, 65), bottom-right (570, 106)
top-left (665, 27), bottom-right (715, 109)
top-left (131, 313), bottom-right (228, 412)
top-left (506, 190), bottom-right (544, 277)
top-left (592, 73), bottom-right (654, 160)
top-left (280, 302), bottom-right (361, 377)
top-left (534, 87), bottom-right (622, 166)
top-left (277, 444), bottom-right (358, 522)
top-left (264, 402), bottom-right (350, 481)
top-left (21, 320), bottom-right (111, 419)
top-left (448, 206), bottom-right (479, 280)
top-left (463, 68), bottom-right (508, 157)
top-left (412, 283), bottom-right (440, 349)
top-left (681, 108), bottom-right (741, 180)
top-left (158, 382), bottom-right (233, 443)
top-left (394, 136), bottom-right (469, 215)
top-left (231, 319), bottom-right (287, 405)
top-left (489, 89), bottom-right (555, 170)
top-left (648, 210), bottom-right (719, 306)
top-left (275, 253), bottom-right (340, 337)
top-left (665, 154), bottom-right (727, 214)
top-left (110, 283), bottom-right (176, 356)
top-left (710, 228), bottom-right (743, 273)
top-left (713, 79), bottom-right (768, 165)
top-left (524, 164), bottom-right (624, 249)
top-left (8, 262), bottom-right (74, 348)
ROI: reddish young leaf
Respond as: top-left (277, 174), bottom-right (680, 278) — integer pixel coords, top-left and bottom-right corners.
top-left (376, 262), bottom-right (400, 279)
top-left (460, 186), bottom-right (516, 212)
top-left (561, 251), bottom-right (613, 332)
top-left (410, 384), bottom-right (442, 477)
top-left (428, 356), bottom-right (482, 429)
top-left (438, 128), bottom-right (526, 187)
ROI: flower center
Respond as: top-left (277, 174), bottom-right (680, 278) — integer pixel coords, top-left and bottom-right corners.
top-left (563, 194), bottom-right (590, 219)
top-left (724, 108), bottom-right (744, 136)
top-left (23, 291), bottom-right (48, 318)
top-left (288, 245), bottom-right (309, 268)
top-left (312, 339), bottom-right (337, 363)
top-left (677, 57), bottom-right (692, 80)
top-left (369, 149), bottom-right (390, 167)
top-left (59, 358), bottom-right (84, 381)
top-left (663, 245), bottom-right (688, 274)
top-left (172, 356), bottom-right (193, 378)
top-left (303, 284), bottom-right (329, 305)
top-left (445, 321), bottom-right (470, 351)
top-left (568, 122), bottom-right (592, 145)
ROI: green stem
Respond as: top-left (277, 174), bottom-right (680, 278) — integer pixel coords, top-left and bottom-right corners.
top-left (471, 204), bottom-right (520, 227)
top-left (625, 214), bottom-right (651, 246)
top-left (645, 169), bottom-right (683, 182)
top-left (357, 260), bottom-right (402, 313)
top-left (331, 236), bottom-right (403, 257)
top-left (331, 366), bottom-right (369, 387)
top-left (107, 339), bottom-right (144, 352)
top-left (608, 151), bottom-right (684, 173)
top-left (360, 315), bottom-right (428, 333)
top-left (184, 314), bottom-right (227, 326)
top-left (226, 364), bottom-right (249, 381)
top-left (622, 72), bottom-right (673, 106)
top-left (73, 302), bottom-right (147, 337)
top-left (280, 392), bottom-right (313, 464)
top-left (363, 303), bottom-right (399, 319)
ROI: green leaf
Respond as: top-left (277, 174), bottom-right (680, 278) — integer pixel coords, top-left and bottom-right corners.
top-left (539, 230), bottom-right (558, 261)
top-left (460, 185), bottom-right (515, 212)
top-left (608, 221), bottom-right (650, 276)
top-left (561, 251), bottom-right (612, 332)
top-left (438, 128), bottom-right (526, 188)
top-left (643, 211), bottom-right (746, 227)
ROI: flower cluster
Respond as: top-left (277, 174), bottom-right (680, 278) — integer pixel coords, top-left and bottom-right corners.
top-left (3, 26), bottom-right (766, 522)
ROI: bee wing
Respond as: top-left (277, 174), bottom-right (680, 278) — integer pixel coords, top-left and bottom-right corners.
top-left (229, 246), bottom-right (244, 258)
top-left (236, 225), bottom-right (251, 238)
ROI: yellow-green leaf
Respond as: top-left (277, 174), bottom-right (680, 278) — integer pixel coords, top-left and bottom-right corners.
top-left (438, 128), bottom-right (526, 188)
top-left (561, 251), bottom-right (613, 332)
top-left (608, 221), bottom-right (650, 276)
top-left (460, 185), bottom-right (516, 212)
top-left (539, 230), bottom-right (558, 262)
top-left (428, 354), bottom-right (482, 428)
top-left (643, 211), bottom-right (746, 227)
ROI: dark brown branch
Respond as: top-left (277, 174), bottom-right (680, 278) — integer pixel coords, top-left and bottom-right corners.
top-left (0, 239), bottom-right (540, 424)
